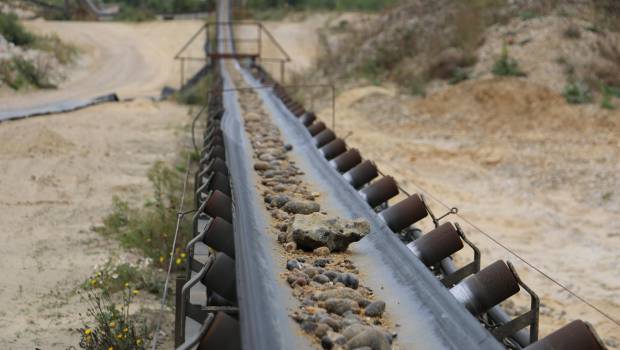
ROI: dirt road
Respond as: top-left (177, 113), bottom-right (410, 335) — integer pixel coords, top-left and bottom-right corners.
top-left (0, 19), bottom-right (200, 348)
top-left (0, 19), bottom-right (205, 111)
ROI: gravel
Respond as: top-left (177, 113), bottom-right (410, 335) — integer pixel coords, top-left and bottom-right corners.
top-left (290, 213), bottom-right (370, 252)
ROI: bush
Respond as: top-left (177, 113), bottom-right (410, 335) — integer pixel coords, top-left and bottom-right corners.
top-left (492, 45), bottom-right (525, 77)
top-left (30, 33), bottom-right (79, 65)
top-left (448, 67), bottom-right (470, 85)
top-left (601, 84), bottom-right (616, 109)
top-left (0, 57), bottom-right (55, 90)
top-left (84, 259), bottom-right (165, 296)
top-left (175, 73), bottom-right (213, 105)
top-left (78, 291), bottom-right (150, 350)
top-left (562, 81), bottom-right (593, 104)
top-left (0, 12), bottom-right (35, 46)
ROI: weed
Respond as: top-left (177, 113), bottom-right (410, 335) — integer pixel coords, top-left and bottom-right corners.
top-left (84, 259), bottom-right (165, 296)
top-left (77, 291), bottom-right (149, 350)
top-left (562, 81), bottom-right (593, 104)
top-left (30, 33), bottom-right (79, 65)
top-left (601, 84), bottom-right (616, 110)
top-left (93, 161), bottom-right (192, 270)
top-left (175, 73), bottom-right (213, 105)
top-left (492, 44), bottom-right (525, 77)
top-left (0, 57), bottom-right (55, 90)
top-left (0, 12), bottom-right (35, 46)
top-left (406, 77), bottom-right (426, 97)
top-left (563, 24), bottom-right (581, 39)
top-left (448, 67), bottom-right (470, 85)
top-left (519, 11), bottom-right (538, 21)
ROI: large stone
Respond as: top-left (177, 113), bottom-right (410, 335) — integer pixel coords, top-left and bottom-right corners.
top-left (324, 298), bottom-right (360, 315)
top-left (345, 328), bottom-right (391, 350)
top-left (282, 200), bottom-right (320, 215)
top-left (291, 213), bottom-right (370, 252)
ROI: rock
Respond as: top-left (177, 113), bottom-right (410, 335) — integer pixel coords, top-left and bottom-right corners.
top-left (342, 324), bottom-right (369, 340)
top-left (271, 195), bottom-right (290, 208)
top-left (326, 331), bottom-right (347, 346)
top-left (364, 301), bottom-right (386, 317)
top-left (313, 274), bottom-right (331, 284)
top-left (324, 298), bottom-right (360, 315)
top-left (324, 270), bottom-right (339, 281)
top-left (345, 328), bottom-right (390, 350)
top-left (315, 323), bottom-right (331, 338)
top-left (316, 288), bottom-right (365, 303)
top-left (314, 247), bottom-right (331, 256)
top-left (284, 242), bottom-right (297, 252)
top-left (273, 184), bottom-right (288, 192)
top-left (282, 200), bottom-right (320, 215)
top-left (351, 347), bottom-right (372, 350)
top-left (336, 273), bottom-right (359, 289)
top-left (314, 258), bottom-right (330, 268)
top-left (286, 259), bottom-right (303, 271)
top-left (254, 162), bottom-right (270, 171)
top-left (319, 315), bottom-right (342, 331)
top-left (301, 320), bottom-right (318, 334)
top-left (291, 213), bottom-right (370, 252)
top-left (284, 144), bottom-right (293, 151)
top-left (303, 267), bottom-right (321, 278)
top-left (321, 336), bottom-right (334, 350)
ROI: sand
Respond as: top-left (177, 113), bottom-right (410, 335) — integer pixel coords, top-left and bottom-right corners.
top-left (0, 19), bottom-right (200, 348)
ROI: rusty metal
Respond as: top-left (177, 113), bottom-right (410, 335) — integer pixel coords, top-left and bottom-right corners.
top-left (407, 222), bottom-right (464, 267)
top-left (197, 312), bottom-right (242, 350)
top-left (319, 138), bottom-right (347, 160)
top-left (313, 128), bottom-right (336, 148)
top-left (359, 176), bottom-right (399, 208)
top-left (450, 260), bottom-right (520, 317)
top-left (343, 160), bottom-right (379, 189)
top-left (202, 190), bottom-right (233, 223)
top-left (202, 217), bottom-right (235, 258)
top-left (378, 193), bottom-right (428, 232)
top-left (524, 320), bottom-right (606, 350)
top-left (329, 148), bottom-right (362, 173)
top-left (307, 121), bottom-right (326, 136)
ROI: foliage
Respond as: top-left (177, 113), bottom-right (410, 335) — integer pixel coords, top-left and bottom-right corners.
top-left (519, 10), bottom-right (538, 20)
top-left (77, 291), bottom-right (149, 350)
top-left (448, 67), bottom-right (470, 85)
top-left (600, 84), bottom-right (616, 109)
top-left (93, 161), bottom-right (193, 270)
top-left (83, 259), bottom-right (165, 296)
top-left (0, 12), bottom-right (35, 46)
top-left (0, 57), bottom-right (55, 90)
top-left (245, 0), bottom-right (397, 11)
top-left (562, 81), bottom-right (593, 104)
top-left (30, 33), bottom-right (80, 65)
top-left (175, 72), bottom-right (213, 105)
top-left (492, 44), bottom-right (525, 77)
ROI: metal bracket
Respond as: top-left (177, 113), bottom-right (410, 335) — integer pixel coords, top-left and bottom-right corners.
top-left (490, 261), bottom-right (540, 345)
top-left (440, 223), bottom-right (481, 287)
top-left (421, 194), bottom-right (458, 228)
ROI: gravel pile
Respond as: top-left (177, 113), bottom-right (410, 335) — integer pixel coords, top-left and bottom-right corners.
top-left (230, 66), bottom-right (396, 350)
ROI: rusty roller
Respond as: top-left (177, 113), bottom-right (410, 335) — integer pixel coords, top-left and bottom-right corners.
top-left (199, 158), bottom-right (229, 179)
top-left (197, 312), bottom-right (241, 350)
top-left (313, 128), bottom-right (336, 148)
top-left (524, 320), bottom-right (606, 350)
top-left (203, 217), bottom-right (235, 259)
top-left (329, 148), bottom-right (362, 173)
top-left (320, 138), bottom-right (347, 160)
top-left (205, 171), bottom-right (231, 197)
top-left (202, 252), bottom-right (237, 303)
top-left (307, 121), bottom-right (326, 136)
top-left (378, 193), bottom-right (428, 232)
top-left (407, 222), bottom-right (464, 266)
top-left (291, 104), bottom-right (306, 117)
top-left (450, 260), bottom-right (520, 317)
top-left (359, 176), bottom-right (399, 208)
top-left (343, 160), bottom-right (379, 189)
top-left (203, 190), bottom-right (233, 223)
top-left (299, 112), bottom-right (317, 126)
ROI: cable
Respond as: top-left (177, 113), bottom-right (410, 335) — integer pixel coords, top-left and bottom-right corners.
top-left (150, 151), bottom-right (192, 350)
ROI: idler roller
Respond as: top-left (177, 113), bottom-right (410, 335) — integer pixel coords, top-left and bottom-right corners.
top-left (320, 138), bottom-right (347, 160)
top-left (202, 252), bottom-right (237, 303)
top-left (329, 148), bottom-right (362, 173)
top-left (378, 193), bottom-right (428, 232)
top-left (203, 217), bottom-right (235, 259)
top-left (206, 171), bottom-right (231, 197)
top-left (299, 112), bottom-right (317, 126)
top-left (343, 160), bottom-right (378, 189)
top-left (199, 158), bottom-right (229, 179)
top-left (406, 222), bottom-right (463, 266)
top-left (450, 260), bottom-right (520, 316)
top-left (204, 145), bottom-right (226, 163)
top-left (359, 176), bottom-right (399, 208)
top-left (203, 190), bottom-right (233, 223)
top-left (197, 312), bottom-right (241, 350)
top-left (524, 320), bottom-right (605, 350)
top-left (307, 121), bottom-right (326, 136)
top-left (313, 128), bottom-right (336, 148)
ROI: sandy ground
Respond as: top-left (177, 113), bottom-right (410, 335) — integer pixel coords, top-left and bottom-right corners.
top-left (251, 14), bottom-right (620, 347)
top-left (0, 19), bottom-right (199, 348)
top-left (0, 19), bottom-right (205, 110)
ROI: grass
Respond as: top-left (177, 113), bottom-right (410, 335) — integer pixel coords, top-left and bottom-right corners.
top-left (601, 84), bottom-right (616, 110)
top-left (448, 67), bottom-right (470, 85)
top-left (83, 259), bottom-right (165, 296)
top-left (0, 57), bottom-right (56, 90)
top-left (77, 291), bottom-right (149, 350)
top-left (0, 12), bottom-right (35, 46)
top-left (562, 81), bottom-right (593, 104)
top-left (175, 72), bottom-right (213, 105)
top-left (492, 44), bottom-right (525, 77)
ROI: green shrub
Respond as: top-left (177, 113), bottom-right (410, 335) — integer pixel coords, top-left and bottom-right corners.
top-left (84, 260), bottom-right (165, 296)
top-left (562, 81), bottom-right (593, 104)
top-left (601, 84), bottom-right (616, 110)
top-left (492, 45), bottom-right (525, 77)
top-left (175, 73), bottom-right (213, 105)
top-left (0, 57), bottom-right (55, 90)
top-left (78, 291), bottom-right (150, 350)
top-left (448, 67), bottom-right (470, 85)
top-left (519, 10), bottom-right (538, 21)
top-left (0, 13), bottom-right (35, 46)
top-left (30, 33), bottom-right (79, 65)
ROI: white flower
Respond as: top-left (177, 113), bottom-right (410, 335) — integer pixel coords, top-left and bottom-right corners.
top-left (111, 273), bottom-right (119, 280)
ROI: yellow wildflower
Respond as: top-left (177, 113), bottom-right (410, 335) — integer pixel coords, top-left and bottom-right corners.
top-left (180, 252), bottom-right (186, 258)
top-left (116, 334), bottom-right (122, 339)
top-left (108, 347), bottom-right (114, 350)
top-left (123, 327), bottom-right (129, 333)
top-left (124, 282), bottom-right (129, 288)
top-left (132, 289), bottom-right (139, 295)
top-left (136, 339), bottom-right (143, 345)
top-left (159, 256), bottom-right (164, 263)
top-left (90, 279), bottom-right (97, 286)
top-left (175, 258), bottom-right (182, 265)
top-left (84, 328), bottom-right (92, 335)
top-left (109, 321), bottom-right (116, 328)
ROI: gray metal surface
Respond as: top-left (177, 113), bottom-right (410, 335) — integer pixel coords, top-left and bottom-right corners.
top-left (0, 93), bottom-right (119, 122)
